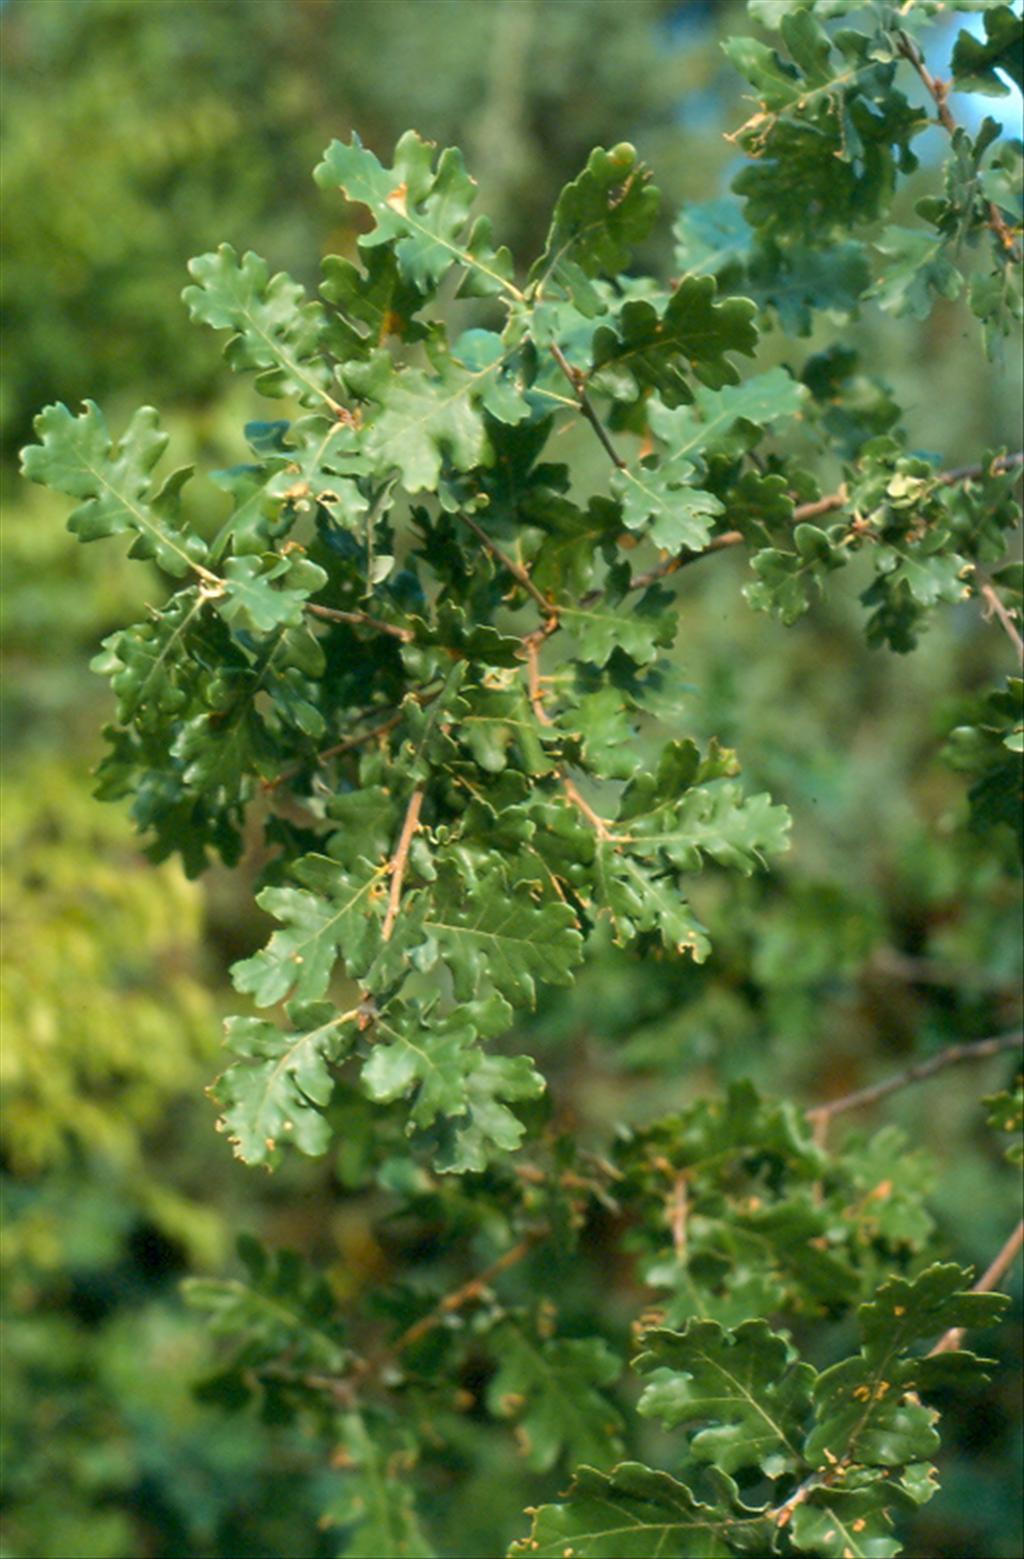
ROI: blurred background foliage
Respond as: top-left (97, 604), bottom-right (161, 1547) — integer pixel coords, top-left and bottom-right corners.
top-left (1, 1), bottom-right (1020, 1556)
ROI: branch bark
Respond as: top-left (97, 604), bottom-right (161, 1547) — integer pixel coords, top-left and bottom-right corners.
top-left (669, 1173), bottom-right (689, 1261)
top-left (306, 602), bottom-right (414, 642)
top-left (561, 773), bottom-right (614, 842)
top-left (458, 510), bottom-right (554, 615)
top-left (929, 1220), bottom-right (1024, 1356)
top-left (897, 30), bottom-right (1022, 262)
top-left (626, 453), bottom-right (1024, 592)
top-left (806, 1031), bottom-right (1022, 1130)
top-left (381, 788), bottom-right (424, 942)
top-left (550, 341), bottom-right (627, 470)
top-left (979, 580), bottom-right (1024, 661)
top-left (380, 1229), bottom-right (545, 1361)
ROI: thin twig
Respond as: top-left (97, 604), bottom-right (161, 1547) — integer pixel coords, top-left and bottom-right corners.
top-left (316, 708), bottom-right (407, 763)
top-left (669, 1173), bottom-right (689, 1261)
top-left (262, 709), bottom-right (404, 792)
top-left (458, 510), bottom-right (554, 615)
top-left (770, 1469), bottom-right (838, 1531)
top-left (381, 788), bottom-right (424, 942)
top-left (806, 1032), bottom-right (1023, 1129)
top-left (979, 580), bottom-right (1024, 660)
top-left (929, 1220), bottom-right (1024, 1356)
top-left (792, 487), bottom-right (849, 522)
top-left (897, 30), bottom-right (1022, 262)
top-left (561, 773), bottom-right (614, 841)
top-left (305, 602), bottom-right (414, 642)
top-left (624, 454), bottom-right (1023, 594)
top-left (938, 452), bottom-right (1024, 486)
top-left (897, 29), bottom-right (957, 133)
top-left (624, 531), bottom-right (744, 592)
top-left (379, 1231), bottom-right (545, 1362)
top-left (550, 342), bottom-right (627, 471)
top-left (524, 634), bottom-right (555, 725)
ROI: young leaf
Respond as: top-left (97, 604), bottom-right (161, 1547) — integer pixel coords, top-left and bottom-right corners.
top-left (806, 1263), bottom-right (1009, 1470)
top-left (509, 1461), bottom-right (767, 1558)
top-left (590, 277), bottom-right (758, 405)
top-left (315, 130), bottom-right (516, 299)
top-left (217, 554), bottom-right (329, 633)
top-left (636, 1319), bottom-right (813, 1477)
top-left (183, 244), bottom-right (336, 405)
top-left (611, 456), bottom-right (725, 552)
top-left (322, 1413), bottom-right (435, 1559)
top-left (984, 1078), bottom-right (1024, 1165)
top-left (616, 779), bottom-right (792, 875)
top-left (647, 367), bottom-right (808, 463)
top-left (951, 6), bottom-right (1024, 96)
top-left (343, 342), bottom-right (526, 493)
top-left (21, 401), bottom-right (206, 579)
top-left (558, 587), bottom-right (678, 668)
top-left (529, 143), bottom-right (660, 311)
top-left (394, 869), bottom-right (583, 1007)
top-left (231, 855), bottom-right (389, 1006)
top-left (789, 1488), bottom-right (909, 1559)
top-left (868, 228), bottom-right (963, 319)
top-left (487, 1325), bottom-right (623, 1471)
top-left (215, 1001), bottom-right (359, 1166)
top-left (361, 996), bottom-right (511, 1131)
top-left (433, 1052), bottom-right (546, 1173)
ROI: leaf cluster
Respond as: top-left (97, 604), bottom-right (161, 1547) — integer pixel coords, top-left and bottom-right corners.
top-left (16, 3), bottom-right (1023, 1554)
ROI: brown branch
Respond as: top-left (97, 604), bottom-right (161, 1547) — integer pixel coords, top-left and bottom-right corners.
top-left (458, 510), bottom-right (554, 615)
top-left (524, 633), bottom-right (555, 725)
top-left (315, 708), bottom-right (406, 764)
top-left (792, 488), bottom-right (849, 523)
top-left (929, 1220), bottom-right (1024, 1356)
top-left (624, 531), bottom-right (743, 593)
top-left (770, 1469), bottom-right (839, 1531)
top-left (897, 30), bottom-right (1022, 262)
top-left (380, 788), bottom-right (424, 942)
top-left (379, 1230), bottom-right (545, 1362)
top-left (669, 1173), bottom-right (689, 1261)
top-left (979, 580), bottom-right (1024, 660)
top-left (262, 708), bottom-right (405, 792)
top-left (938, 452), bottom-right (1024, 486)
top-left (806, 1032), bottom-right (1023, 1130)
top-left (305, 602), bottom-right (413, 642)
top-left (550, 341), bottom-right (627, 471)
top-left (624, 454), bottom-right (1024, 594)
top-left (263, 685), bottom-right (447, 794)
top-left (561, 773), bottom-right (614, 841)
top-left (897, 29), bottom-right (956, 134)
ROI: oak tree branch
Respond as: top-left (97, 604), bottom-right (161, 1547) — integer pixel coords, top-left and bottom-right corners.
top-left (806, 1031), bottom-right (1023, 1129)
top-left (929, 1220), bottom-right (1024, 1356)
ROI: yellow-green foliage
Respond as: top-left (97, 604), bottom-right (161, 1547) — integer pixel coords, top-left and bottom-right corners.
top-left (1, 759), bottom-right (222, 1259)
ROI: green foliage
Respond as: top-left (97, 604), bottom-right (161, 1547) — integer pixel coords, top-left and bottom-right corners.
top-left (14, 2), bottom-right (1024, 1556)
top-left (185, 1235), bottom-right (349, 1421)
top-left (984, 1078), bottom-right (1024, 1165)
top-left (516, 1264), bottom-right (1008, 1558)
top-left (1, 760), bottom-right (217, 1223)
top-left (943, 676), bottom-right (1024, 849)
top-left (320, 1412), bottom-right (434, 1559)
top-left (951, 7), bottom-right (1024, 97)
top-left (616, 1087), bottom-right (939, 1329)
